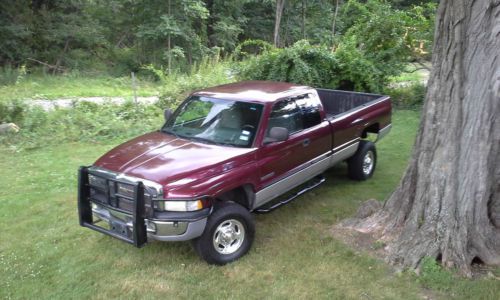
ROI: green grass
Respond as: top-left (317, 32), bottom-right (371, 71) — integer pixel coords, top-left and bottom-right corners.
top-left (0, 74), bottom-right (162, 102)
top-left (389, 63), bottom-right (431, 84)
top-left (1, 110), bottom-right (499, 299)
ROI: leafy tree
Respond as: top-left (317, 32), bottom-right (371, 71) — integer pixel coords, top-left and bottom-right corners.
top-left (236, 40), bottom-right (386, 91)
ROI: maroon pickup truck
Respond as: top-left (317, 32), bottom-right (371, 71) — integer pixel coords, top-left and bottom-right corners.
top-left (78, 81), bottom-right (391, 264)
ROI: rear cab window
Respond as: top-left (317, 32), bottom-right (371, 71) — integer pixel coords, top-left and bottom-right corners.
top-left (294, 93), bottom-right (322, 129)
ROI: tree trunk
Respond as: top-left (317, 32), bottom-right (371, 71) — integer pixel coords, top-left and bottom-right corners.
top-left (52, 39), bottom-right (70, 75)
top-left (167, 0), bottom-right (172, 75)
top-left (273, 0), bottom-right (286, 47)
top-left (301, 0), bottom-right (306, 40)
top-left (331, 0), bottom-right (340, 40)
top-left (205, 0), bottom-right (215, 48)
top-left (343, 0), bottom-right (500, 276)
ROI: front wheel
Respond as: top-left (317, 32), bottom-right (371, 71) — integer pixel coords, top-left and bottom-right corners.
top-left (192, 202), bottom-right (254, 265)
top-left (347, 140), bottom-right (377, 181)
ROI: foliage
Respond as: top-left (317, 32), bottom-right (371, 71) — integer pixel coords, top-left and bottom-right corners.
top-left (236, 39), bottom-right (397, 92)
top-left (0, 102), bottom-right (162, 151)
top-left (341, 0), bottom-right (436, 74)
top-left (235, 1), bottom-right (436, 92)
top-left (236, 40), bottom-right (341, 88)
top-left (384, 83), bottom-right (426, 109)
top-left (0, 71), bottom-right (161, 101)
top-left (233, 39), bottom-right (274, 60)
top-left (416, 257), bottom-right (456, 291)
top-left (0, 0), bottom-right (436, 77)
top-left (0, 100), bottom-right (26, 124)
top-left (144, 57), bottom-right (234, 108)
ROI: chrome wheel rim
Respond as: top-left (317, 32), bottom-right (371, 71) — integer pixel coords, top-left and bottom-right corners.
top-left (362, 151), bottom-right (374, 175)
top-left (213, 219), bottom-right (245, 255)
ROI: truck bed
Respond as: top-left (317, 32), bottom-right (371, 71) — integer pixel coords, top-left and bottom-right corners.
top-left (316, 89), bottom-right (388, 119)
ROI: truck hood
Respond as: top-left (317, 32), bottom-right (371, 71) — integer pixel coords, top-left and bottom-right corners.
top-left (93, 131), bottom-right (256, 187)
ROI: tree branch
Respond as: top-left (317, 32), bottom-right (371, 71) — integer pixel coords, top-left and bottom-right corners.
top-left (26, 58), bottom-right (65, 71)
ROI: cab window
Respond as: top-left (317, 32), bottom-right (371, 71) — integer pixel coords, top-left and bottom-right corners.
top-left (267, 100), bottom-right (303, 135)
top-left (295, 94), bottom-right (322, 129)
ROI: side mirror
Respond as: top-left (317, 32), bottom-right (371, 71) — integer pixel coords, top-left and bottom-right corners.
top-left (164, 109), bottom-right (173, 122)
top-left (264, 127), bottom-right (289, 144)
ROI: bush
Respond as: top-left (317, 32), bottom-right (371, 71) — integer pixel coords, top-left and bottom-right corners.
top-left (384, 83), bottom-right (426, 109)
top-left (237, 40), bottom-right (339, 88)
top-left (145, 56), bottom-right (234, 109)
top-left (0, 100), bottom-right (26, 124)
top-left (235, 40), bottom-right (393, 92)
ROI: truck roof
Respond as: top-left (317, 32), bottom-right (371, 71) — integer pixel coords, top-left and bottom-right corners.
top-left (192, 80), bottom-right (313, 103)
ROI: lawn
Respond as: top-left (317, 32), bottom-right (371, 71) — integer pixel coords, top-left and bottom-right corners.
top-left (1, 110), bottom-right (499, 299)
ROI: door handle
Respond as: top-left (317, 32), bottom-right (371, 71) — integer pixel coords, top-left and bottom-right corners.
top-left (302, 138), bottom-right (310, 147)
top-left (352, 118), bottom-right (364, 125)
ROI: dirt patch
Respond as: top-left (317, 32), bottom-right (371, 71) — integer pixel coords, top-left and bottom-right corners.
top-left (331, 223), bottom-right (387, 260)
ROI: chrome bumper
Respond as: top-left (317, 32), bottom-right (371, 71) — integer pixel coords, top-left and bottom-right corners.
top-left (92, 203), bottom-right (207, 242)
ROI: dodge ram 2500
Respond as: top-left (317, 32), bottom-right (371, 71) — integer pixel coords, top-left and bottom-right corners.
top-left (78, 80), bottom-right (392, 264)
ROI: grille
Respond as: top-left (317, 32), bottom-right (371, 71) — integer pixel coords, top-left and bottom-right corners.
top-left (88, 173), bottom-right (151, 214)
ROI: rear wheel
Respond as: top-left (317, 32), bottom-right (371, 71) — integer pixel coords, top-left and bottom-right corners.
top-left (348, 140), bottom-right (377, 180)
top-left (192, 202), bottom-right (254, 265)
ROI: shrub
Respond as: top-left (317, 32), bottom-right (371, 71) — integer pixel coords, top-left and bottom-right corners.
top-left (236, 40), bottom-right (340, 88)
top-left (235, 40), bottom-right (393, 92)
top-left (144, 56), bottom-right (234, 109)
top-left (384, 83), bottom-right (426, 109)
top-left (0, 100), bottom-right (26, 124)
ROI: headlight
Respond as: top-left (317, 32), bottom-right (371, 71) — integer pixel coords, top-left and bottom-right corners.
top-left (153, 200), bottom-right (207, 212)
top-left (117, 183), bottom-right (135, 198)
top-left (88, 174), bottom-right (106, 189)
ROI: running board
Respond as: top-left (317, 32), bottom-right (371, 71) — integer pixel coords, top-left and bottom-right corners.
top-left (254, 175), bottom-right (326, 214)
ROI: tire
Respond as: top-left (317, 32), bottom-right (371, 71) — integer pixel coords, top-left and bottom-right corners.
top-left (192, 202), bottom-right (255, 265)
top-left (347, 140), bottom-right (377, 181)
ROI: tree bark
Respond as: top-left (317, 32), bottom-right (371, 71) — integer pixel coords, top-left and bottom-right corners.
top-left (343, 0), bottom-right (500, 276)
top-left (331, 0), bottom-right (340, 40)
top-left (205, 0), bottom-right (215, 48)
top-left (167, 0), bottom-right (172, 75)
top-left (301, 0), bottom-right (306, 40)
top-left (273, 0), bottom-right (286, 47)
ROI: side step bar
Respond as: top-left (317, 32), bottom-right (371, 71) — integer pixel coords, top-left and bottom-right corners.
top-left (255, 175), bottom-right (326, 214)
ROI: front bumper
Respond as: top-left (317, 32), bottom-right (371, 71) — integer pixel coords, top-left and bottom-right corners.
top-left (91, 203), bottom-right (207, 242)
top-left (78, 166), bottom-right (208, 247)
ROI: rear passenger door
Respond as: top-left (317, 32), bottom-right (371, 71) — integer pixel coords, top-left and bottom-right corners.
top-left (258, 94), bottom-right (331, 188)
top-left (294, 93), bottom-right (332, 163)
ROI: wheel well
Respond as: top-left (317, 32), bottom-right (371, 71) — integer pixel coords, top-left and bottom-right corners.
top-left (361, 123), bottom-right (380, 138)
top-left (216, 185), bottom-right (255, 210)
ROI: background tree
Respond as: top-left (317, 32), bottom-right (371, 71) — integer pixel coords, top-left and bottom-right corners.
top-left (273, 0), bottom-right (286, 47)
top-left (342, 0), bottom-right (500, 275)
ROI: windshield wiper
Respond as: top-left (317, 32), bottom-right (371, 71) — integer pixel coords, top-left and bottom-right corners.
top-left (161, 128), bottom-right (180, 138)
top-left (189, 136), bottom-right (233, 147)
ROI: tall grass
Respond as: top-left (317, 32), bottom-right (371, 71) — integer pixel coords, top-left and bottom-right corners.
top-left (145, 56), bottom-right (234, 108)
top-left (0, 57), bottom-right (234, 151)
top-left (0, 71), bottom-right (162, 102)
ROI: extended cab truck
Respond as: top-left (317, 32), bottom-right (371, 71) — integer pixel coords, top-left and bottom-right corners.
top-left (78, 81), bottom-right (391, 264)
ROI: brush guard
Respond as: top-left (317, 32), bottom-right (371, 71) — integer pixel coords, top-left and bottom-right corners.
top-left (77, 166), bottom-right (148, 248)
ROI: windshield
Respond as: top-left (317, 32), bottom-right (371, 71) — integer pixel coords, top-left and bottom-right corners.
top-left (162, 96), bottom-right (263, 147)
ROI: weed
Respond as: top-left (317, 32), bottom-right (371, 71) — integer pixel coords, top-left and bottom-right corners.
top-left (417, 257), bottom-right (455, 291)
